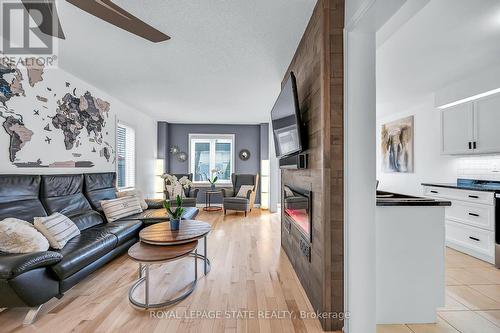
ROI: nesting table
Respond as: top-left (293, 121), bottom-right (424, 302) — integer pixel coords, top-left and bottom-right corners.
top-left (203, 190), bottom-right (223, 211)
top-left (128, 220), bottom-right (211, 309)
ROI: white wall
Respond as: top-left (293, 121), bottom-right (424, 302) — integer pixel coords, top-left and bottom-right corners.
top-left (345, 1), bottom-right (409, 332)
top-left (345, 29), bottom-right (377, 333)
top-left (435, 63), bottom-right (500, 108)
top-left (0, 66), bottom-right (156, 197)
top-left (376, 95), bottom-right (459, 196)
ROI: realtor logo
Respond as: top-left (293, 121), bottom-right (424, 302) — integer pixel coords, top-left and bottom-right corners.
top-left (1, 0), bottom-right (61, 57)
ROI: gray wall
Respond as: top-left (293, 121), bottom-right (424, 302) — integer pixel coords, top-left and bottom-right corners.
top-left (157, 122), bottom-right (268, 204)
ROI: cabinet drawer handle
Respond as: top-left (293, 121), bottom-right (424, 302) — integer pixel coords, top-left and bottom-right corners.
top-left (468, 212), bottom-right (480, 217)
top-left (468, 195), bottom-right (479, 199)
top-left (469, 142), bottom-right (472, 149)
top-left (473, 141), bottom-right (477, 149)
top-left (430, 190), bottom-right (438, 194)
top-left (469, 236), bottom-right (480, 242)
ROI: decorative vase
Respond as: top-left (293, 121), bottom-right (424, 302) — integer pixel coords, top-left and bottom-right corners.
top-left (170, 218), bottom-right (181, 231)
top-left (210, 184), bottom-right (216, 191)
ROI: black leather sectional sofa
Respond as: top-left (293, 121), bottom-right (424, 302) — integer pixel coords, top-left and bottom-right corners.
top-left (0, 172), bottom-right (198, 322)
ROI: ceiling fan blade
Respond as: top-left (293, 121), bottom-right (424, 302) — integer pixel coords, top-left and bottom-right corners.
top-left (21, 0), bottom-right (66, 39)
top-left (66, 0), bottom-right (170, 43)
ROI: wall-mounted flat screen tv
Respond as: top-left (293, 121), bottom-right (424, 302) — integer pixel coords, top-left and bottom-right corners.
top-left (271, 72), bottom-right (303, 158)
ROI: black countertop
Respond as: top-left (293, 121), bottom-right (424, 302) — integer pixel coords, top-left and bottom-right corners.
top-left (376, 191), bottom-right (451, 207)
top-left (422, 179), bottom-right (500, 193)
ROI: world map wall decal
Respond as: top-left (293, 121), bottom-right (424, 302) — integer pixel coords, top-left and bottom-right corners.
top-left (0, 55), bottom-right (115, 169)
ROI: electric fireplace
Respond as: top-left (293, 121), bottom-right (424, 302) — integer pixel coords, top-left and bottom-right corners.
top-left (283, 185), bottom-right (312, 242)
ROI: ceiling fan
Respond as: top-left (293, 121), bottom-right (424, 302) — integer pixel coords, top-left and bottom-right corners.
top-left (21, 0), bottom-right (170, 43)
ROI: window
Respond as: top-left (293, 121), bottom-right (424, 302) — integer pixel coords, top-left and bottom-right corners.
top-left (117, 123), bottom-right (136, 189)
top-left (189, 134), bottom-right (235, 183)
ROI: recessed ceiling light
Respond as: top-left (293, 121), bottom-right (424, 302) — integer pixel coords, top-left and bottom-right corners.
top-left (437, 87), bottom-right (500, 109)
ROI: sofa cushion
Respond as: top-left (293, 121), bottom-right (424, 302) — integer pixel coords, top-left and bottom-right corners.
top-left (223, 197), bottom-right (249, 211)
top-left (145, 199), bottom-right (164, 209)
top-left (0, 218), bottom-right (49, 253)
top-left (50, 227), bottom-right (117, 280)
top-left (99, 220), bottom-right (142, 245)
top-left (34, 213), bottom-right (81, 250)
top-left (167, 197), bottom-right (197, 207)
top-left (100, 196), bottom-right (143, 222)
top-left (41, 175), bottom-right (104, 231)
top-left (116, 189), bottom-right (148, 210)
top-left (83, 173), bottom-right (117, 212)
top-left (70, 211), bottom-right (106, 231)
top-left (0, 175), bottom-right (47, 222)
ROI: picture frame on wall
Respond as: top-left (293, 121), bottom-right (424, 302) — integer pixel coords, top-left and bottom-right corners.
top-left (381, 115), bottom-right (414, 173)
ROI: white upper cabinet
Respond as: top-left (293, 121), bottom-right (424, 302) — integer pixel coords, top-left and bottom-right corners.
top-left (441, 93), bottom-right (500, 155)
top-left (473, 94), bottom-right (500, 154)
top-left (441, 103), bottom-right (473, 154)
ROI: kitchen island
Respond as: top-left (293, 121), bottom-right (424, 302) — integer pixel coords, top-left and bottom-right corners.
top-left (376, 191), bottom-right (451, 324)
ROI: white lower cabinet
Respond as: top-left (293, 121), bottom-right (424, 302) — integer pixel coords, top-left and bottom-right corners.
top-left (424, 185), bottom-right (496, 264)
top-left (445, 220), bottom-right (495, 263)
top-left (446, 201), bottom-right (495, 231)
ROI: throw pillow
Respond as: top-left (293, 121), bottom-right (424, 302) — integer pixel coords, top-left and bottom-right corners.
top-left (34, 213), bottom-right (80, 250)
top-left (284, 186), bottom-right (294, 197)
top-left (100, 196), bottom-right (143, 222)
top-left (0, 218), bottom-right (49, 253)
top-left (116, 189), bottom-right (148, 210)
top-left (236, 185), bottom-right (254, 198)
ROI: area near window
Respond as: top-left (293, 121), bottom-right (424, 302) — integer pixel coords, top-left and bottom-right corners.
top-left (189, 134), bottom-right (235, 184)
top-left (116, 122), bottom-right (136, 189)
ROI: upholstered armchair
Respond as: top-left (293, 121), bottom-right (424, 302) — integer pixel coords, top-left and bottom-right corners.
top-left (164, 173), bottom-right (199, 207)
top-left (221, 174), bottom-right (259, 216)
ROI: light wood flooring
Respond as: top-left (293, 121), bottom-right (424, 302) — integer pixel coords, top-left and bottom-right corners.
top-left (377, 247), bottom-right (500, 333)
top-left (0, 210), bottom-right (326, 333)
top-left (3, 210), bottom-right (500, 332)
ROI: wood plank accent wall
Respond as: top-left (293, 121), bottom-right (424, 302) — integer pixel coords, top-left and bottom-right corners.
top-left (280, 1), bottom-right (344, 331)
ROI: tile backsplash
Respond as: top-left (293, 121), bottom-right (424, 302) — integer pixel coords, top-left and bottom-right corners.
top-left (457, 156), bottom-right (500, 180)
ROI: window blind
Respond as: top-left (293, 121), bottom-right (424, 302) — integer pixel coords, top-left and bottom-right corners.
top-left (117, 123), bottom-right (136, 189)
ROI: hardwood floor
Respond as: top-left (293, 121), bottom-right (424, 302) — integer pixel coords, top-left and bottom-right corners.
top-left (0, 210), bottom-right (326, 333)
top-left (377, 248), bottom-right (500, 333)
top-left (3, 210), bottom-right (500, 332)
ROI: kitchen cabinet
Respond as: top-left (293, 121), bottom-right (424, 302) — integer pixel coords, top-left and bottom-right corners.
top-left (376, 202), bottom-right (446, 324)
top-left (424, 185), bottom-right (495, 263)
top-left (473, 93), bottom-right (500, 154)
top-left (441, 93), bottom-right (500, 155)
top-left (441, 103), bottom-right (473, 154)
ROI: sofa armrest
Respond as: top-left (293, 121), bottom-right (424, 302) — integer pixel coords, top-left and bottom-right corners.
top-left (189, 188), bottom-right (200, 198)
top-left (145, 198), bottom-right (164, 209)
top-left (221, 188), bottom-right (234, 197)
top-left (0, 251), bottom-right (63, 279)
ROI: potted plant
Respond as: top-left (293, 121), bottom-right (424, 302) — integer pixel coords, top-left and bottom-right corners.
top-left (161, 174), bottom-right (193, 231)
top-left (163, 195), bottom-right (184, 231)
top-left (208, 168), bottom-right (220, 191)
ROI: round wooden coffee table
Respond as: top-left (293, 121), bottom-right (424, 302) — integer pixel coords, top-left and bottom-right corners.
top-left (139, 220), bottom-right (211, 276)
top-left (128, 240), bottom-right (199, 309)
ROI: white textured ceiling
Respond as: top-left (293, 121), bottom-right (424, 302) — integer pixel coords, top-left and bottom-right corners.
top-left (377, 0), bottom-right (500, 117)
top-left (53, 0), bottom-right (316, 123)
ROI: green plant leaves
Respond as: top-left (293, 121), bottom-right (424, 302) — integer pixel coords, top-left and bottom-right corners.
top-left (163, 195), bottom-right (185, 219)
